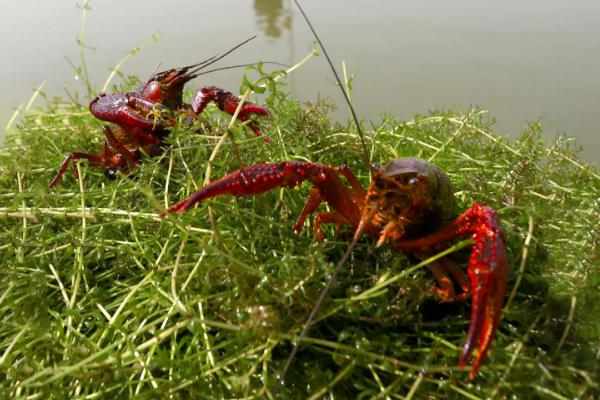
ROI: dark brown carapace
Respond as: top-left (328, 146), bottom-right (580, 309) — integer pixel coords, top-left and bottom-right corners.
top-left (364, 158), bottom-right (455, 244)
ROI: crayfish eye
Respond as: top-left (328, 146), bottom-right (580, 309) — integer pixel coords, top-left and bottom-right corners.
top-left (408, 177), bottom-right (420, 186)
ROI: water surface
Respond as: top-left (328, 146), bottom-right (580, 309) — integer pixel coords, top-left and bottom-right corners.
top-left (1, 0), bottom-right (598, 162)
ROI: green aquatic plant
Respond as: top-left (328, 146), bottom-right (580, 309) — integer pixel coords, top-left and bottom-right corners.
top-left (0, 71), bottom-right (598, 398)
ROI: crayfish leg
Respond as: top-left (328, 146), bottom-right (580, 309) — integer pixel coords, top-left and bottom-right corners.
top-left (294, 167), bottom-right (366, 238)
top-left (337, 165), bottom-right (367, 199)
top-left (103, 126), bottom-right (139, 165)
top-left (49, 152), bottom-right (105, 188)
top-left (441, 257), bottom-right (471, 298)
top-left (432, 257), bottom-right (471, 302)
top-left (413, 251), bottom-right (470, 302)
top-left (311, 212), bottom-right (353, 242)
top-left (294, 187), bottom-right (324, 233)
top-left (427, 259), bottom-right (459, 301)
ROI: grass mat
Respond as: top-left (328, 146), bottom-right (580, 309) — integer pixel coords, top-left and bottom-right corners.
top-left (0, 83), bottom-right (598, 398)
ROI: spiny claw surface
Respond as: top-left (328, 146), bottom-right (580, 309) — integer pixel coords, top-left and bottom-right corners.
top-left (161, 162), bottom-right (330, 215)
top-left (396, 202), bottom-right (509, 379)
top-left (457, 204), bottom-right (509, 380)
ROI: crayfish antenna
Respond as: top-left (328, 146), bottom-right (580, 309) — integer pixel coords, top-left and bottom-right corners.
top-left (192, 61), bottom-right (290, 78)
top-left (149, 36), bottom-right (258, 84)
top-left (186, 36), bottom-right (258, 78)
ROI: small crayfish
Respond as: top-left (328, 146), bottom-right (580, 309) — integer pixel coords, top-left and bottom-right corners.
top-left (162, 157), bottom-right (509, 380)
top-left (49, 38), bottom-right (270, 188)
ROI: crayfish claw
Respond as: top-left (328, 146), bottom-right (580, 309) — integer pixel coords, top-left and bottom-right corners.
top-left (394, 201), bottom-right (509, 379)
top-left (240, 103), bottom-right (271, 117)
top-left (162, 162), bottom-right (326, 216)
top-left (459, 203), bottom-right (509, 380)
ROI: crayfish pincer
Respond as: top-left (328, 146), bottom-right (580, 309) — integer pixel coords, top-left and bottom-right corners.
top-left (161, 157), bottom-right (509, 380)
top-left (49, 38), bottom-right (270, 188)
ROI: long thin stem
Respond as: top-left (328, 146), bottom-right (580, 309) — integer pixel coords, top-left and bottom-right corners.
top-left (77, 0), bottom-right (93, 98)
top-left (293, 0), bottom-right (370, 169)
top-left (101, 34), bottom-right (160, 93)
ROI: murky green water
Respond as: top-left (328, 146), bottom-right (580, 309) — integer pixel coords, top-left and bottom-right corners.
top-left (2, 0), bottom-right (598, 162)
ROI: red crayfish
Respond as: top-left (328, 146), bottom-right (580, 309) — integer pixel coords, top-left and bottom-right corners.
top-left (49, 38), bottom-right (270, 188)
top-left (165, 1), bottom-right (509, 382)
top-left (161, 157), bottom-right (509, 380)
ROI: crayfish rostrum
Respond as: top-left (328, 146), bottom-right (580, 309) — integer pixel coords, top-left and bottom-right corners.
top-left (49, 42), bottom-right (270, 188)
top-left (162, 157), bottom-right (509, 380)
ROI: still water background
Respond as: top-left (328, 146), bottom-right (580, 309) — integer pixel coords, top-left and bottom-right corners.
top-left (1, 0), bottom-right (599, 162)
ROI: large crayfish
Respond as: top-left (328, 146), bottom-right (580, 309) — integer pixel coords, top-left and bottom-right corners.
top-left (49, 41), bottom-right (270, 188)
top-left (162, 157), bottom-right (509, 380)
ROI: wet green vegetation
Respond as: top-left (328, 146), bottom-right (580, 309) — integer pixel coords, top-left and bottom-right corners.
top-left (0, 74), bottom-right (598, 398)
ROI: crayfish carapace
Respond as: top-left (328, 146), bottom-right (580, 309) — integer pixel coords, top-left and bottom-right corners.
top-left (162, 157), bottom-right (509, 380)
